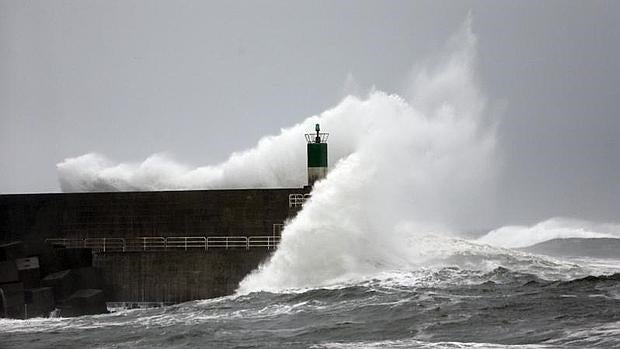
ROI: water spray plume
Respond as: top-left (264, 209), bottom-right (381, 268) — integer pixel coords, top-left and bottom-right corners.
top-left (56, 18), bottom-right (618, 292)
top-left (478, 217), bottom-right (620, 249)
top-left (239, 19), bottom-right (499, 291)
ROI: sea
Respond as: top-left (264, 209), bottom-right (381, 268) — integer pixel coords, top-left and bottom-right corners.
top-left (1, 238), bottom-right (619, 349)
top-left (3, 19), bottom-right (619, 348)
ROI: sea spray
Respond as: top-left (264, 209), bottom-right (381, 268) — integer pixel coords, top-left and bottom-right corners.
top-left (478, 217), bottom-right (620, 248)
top-left (56, 101), bottom-right (367, 191)
top-left (238, 19), bottom-right (499, 291)
top-left (55, 19), bottom-right (618, 291)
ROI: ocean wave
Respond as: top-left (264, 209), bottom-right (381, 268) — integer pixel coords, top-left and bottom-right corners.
top-left (478, 218), bottom-right (620, 249)
top-left (3, 266), bottom-right (620, 348)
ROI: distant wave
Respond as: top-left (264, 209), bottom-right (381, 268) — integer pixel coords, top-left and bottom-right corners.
top-left (478, 217), bottom-right (620, 249)
top-left (519, 237), bottom-right (620, 258)
top-left (2, 266), bottom-right (620, 348)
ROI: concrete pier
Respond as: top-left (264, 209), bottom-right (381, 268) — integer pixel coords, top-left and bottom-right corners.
top-left (94, 249), bottom-right (270, 303)
top-left (0, 187), bottom-right (306, 317)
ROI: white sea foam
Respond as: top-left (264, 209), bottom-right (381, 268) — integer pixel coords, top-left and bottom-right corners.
top-left (57, 101), bottom-right (366, 191)
top-left (478, 217), bottom-right (620, 249)
top-left (55, 17), bottom-right (616, 293)
top-left (238, 18), bottom-right (501, 292)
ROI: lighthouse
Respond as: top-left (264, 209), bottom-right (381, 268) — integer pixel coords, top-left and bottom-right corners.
top-left (305, 123), bottom-right (328, 186)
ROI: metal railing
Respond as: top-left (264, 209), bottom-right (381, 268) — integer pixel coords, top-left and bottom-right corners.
top-left (166, 236), bottom-right (207, 250)
top-left (304, 132), bottom-right (329, 143)
top-left (289, 193), bottom-right (312, 208)
top-left (272, 223), bottom-right (284, 237)
top-left (45, 235), bottom-right (281, 252)
top-left (83, 238), bottom-right (125, 252)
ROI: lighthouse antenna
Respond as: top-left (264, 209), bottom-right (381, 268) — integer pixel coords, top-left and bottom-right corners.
top-left (315, 124), bottom-right (321, 143)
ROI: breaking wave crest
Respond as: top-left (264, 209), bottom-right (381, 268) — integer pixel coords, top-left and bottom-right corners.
top-left (238, 19), bottom-right (499, 292)
top-left (478, 217), bottom-right (620, 249)
top-left (3, 265), bottom-right (620, 348)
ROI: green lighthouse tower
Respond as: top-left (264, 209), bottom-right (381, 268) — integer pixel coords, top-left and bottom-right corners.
top-left (305, 123), bottom-right (329, 186)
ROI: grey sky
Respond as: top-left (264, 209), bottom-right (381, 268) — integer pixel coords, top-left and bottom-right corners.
top-left (1, 1), bottom-right (619, 226)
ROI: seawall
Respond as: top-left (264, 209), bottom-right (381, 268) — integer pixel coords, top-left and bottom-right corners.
top-left (93, 250), bottom-right (270, 303)
top-left (0, 188), bottom-right (306, 316)
top-left (0, 188), bottom-right (305, 241)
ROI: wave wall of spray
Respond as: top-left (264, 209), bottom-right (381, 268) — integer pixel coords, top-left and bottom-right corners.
top-left (57, 19), bottom-right (502, 290)
top-left (56, 18), bottom-right (619, 291)
top-left (237, 19), bottom-right (499, 292)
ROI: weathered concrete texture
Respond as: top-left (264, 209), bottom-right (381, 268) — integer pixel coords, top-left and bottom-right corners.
top-left (59, 289), bottom-right (107, 317)
top-left (18, 268), bottom-right (40, 289)
top-left (16, 257), bottom-right (41, 289)
top-left (24, 287), bottom-right (54, 318)
top-left (0, 260), bottom-right (18, 284)
top-left (0, 188), bottom-right (306, 307)
top-left (93, 250), bottom-right (272, 303)
top-left (0, 188), bottom-right (306, 242)
top-left (0, 282), bottom-right (25, 319)
top-left (41, 267), bottom-right (103, 302)
top-left (41, 269), bottom-right (77, 301)
top-left (0, 241), bottom-right (25, 261)
top-left (39, 248), bottom-right (93, 277)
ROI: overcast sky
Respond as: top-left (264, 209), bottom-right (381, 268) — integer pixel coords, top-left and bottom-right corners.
top-left (1, 1), bottom-right (619, 225)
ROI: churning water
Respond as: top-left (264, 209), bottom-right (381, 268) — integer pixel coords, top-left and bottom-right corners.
top-left (3, 19), bottom-right (619, 348)
top-left (1, 254), bottom-right (620, 348)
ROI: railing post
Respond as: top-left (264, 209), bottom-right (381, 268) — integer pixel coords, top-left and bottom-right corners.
top-left (103, 238), bottom-right (106, 253)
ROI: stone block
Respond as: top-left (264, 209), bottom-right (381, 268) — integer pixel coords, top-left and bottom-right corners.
top-left (0, 242), bottom-right (25, 262)
top-left (16, 257), bottom-right (40, 288)
top-left (24, 287), bottom-right (55, 318)
top-left (59, 289), bottom-right (107, 317)
top-left (18, 269), bottom-right (41, 289)
top-left (16, 256), bottom-right (39, 270)
top-left (0, 282), bottom-right (25, 319)
top-left (41, 269), bottom-right (77, 301)
top-left (0, 260), bottom-right (19, 284)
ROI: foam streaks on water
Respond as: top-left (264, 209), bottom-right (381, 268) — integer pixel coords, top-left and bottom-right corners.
top-left (31, 16), bottom-right (620, 349)
top-left (2, 262), bottom-right (620, 348)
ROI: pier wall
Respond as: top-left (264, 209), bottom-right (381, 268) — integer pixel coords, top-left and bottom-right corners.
top-left (0, 188), bottom-right (305, 242)
top-left (0, 188), bottom-right (305, 311)
top-left (93, 249), bottom-right (270, 302)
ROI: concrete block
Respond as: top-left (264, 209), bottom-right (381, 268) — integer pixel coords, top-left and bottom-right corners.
top-left (0, 282), bottom-right (25, 319)
top-left (24, 287), bottom-right (54, 318)
top-left (59, 289), bottom-right (107, 317)
top-left (41, 270), bottom-right (77, 301)
top-left (41, 267), bottom-right (103, 303)
top-left (16, 256), bottom-right (39, 270)
top-left (0, 241), bottom-right (25, 261)
top-left (0, 261), bottom-right (19, 284)
top-left (18, 269), bottom-right (41, 289)
top-left (16, 257), bottom-right (41, 288)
